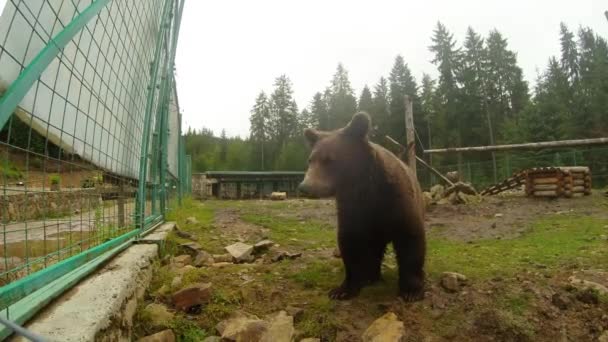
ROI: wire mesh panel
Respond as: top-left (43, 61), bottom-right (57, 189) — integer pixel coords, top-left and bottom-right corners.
top-left (0, 0), bottom-right (190, 334)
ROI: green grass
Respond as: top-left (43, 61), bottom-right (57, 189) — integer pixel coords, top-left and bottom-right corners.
top-left (427, 215), bottom-right (608, 280)
top-left (241, 213), bottom-right (335, 249)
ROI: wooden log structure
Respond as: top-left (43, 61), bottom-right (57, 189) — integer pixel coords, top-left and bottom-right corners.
top-left (524, 166), bottom-right (591, 198)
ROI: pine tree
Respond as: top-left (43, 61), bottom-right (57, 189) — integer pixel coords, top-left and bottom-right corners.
top-left (309, 92), bottom-right (329, 130)
top-left (372, 77), bottom-right (390, 140)
top-left (560, 23), bottom-right (579, 84)
top-left (249, 91), bottom-right (270, 170)
top-left (388, 55), bottom-right (418, 142)
top-left (429, 22), bottom-right (461, 149)
top-left (268, 75), bottom-right (299, 149)
top-left (485, 29), bottom-right (529, 140)
top-left (326, 63), bottom-right (357, 128)
top-left (358, 85), bottom-right (374, 114)
top-left (219, 129), bottom-right (228, 164)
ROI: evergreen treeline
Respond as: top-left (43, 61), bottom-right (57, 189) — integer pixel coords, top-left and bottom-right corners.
top-left (186, 22), bottom-right (608, 182)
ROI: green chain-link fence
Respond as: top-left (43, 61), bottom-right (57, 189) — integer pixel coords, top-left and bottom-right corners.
top-left (0, 0), bottom-right (189, 338)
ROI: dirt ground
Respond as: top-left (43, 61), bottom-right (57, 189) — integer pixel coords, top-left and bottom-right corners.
top-left (136, 193), bottom-right (608, 341)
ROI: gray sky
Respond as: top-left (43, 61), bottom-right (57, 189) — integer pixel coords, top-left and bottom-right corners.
top-left (175, 0), bottom-right (606, 138)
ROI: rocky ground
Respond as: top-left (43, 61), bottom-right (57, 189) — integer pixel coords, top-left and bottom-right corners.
top-left (134, 193), bottom-right (608, 342)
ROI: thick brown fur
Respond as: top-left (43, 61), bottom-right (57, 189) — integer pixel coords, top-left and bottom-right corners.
top-left (299, 112), bottom-right (426, 301)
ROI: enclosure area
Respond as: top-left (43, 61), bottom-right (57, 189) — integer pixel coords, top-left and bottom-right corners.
top-left (135, 193), bottom-right (608, 341)
top-left (0, 0), bottom-right (190, 339)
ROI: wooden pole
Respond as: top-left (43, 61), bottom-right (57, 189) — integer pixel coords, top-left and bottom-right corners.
top-left (384, 135), bottom-right (454, 186)
top-left (404, 95), bottom-right (416, 177)
top-left (424, 137), bottom-right (608, 154)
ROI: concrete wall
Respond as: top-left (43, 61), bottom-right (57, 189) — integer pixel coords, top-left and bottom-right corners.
top-left (0, 189), bottom-right (102, 222)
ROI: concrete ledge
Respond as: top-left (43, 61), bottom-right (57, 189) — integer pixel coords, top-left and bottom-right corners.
top-left (10, 222), bottom-right (176, 342)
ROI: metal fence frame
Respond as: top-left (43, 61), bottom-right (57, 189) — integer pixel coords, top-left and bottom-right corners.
top-left (0, 1), bottom-right (189, 339)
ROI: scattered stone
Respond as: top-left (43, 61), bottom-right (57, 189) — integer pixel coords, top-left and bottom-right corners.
top-left (137, 329), bottom-right (176, 342)
top-left (185, 217), bottom-right (199, 225)
top-left (494, 213), bottom-right (504, 218)
top-left (569, 276), bottom-right (608, 296)
top-left (213, 253), bottom-right (234, 263)
top-left (193, 251), bottom-right (214, 267)
top-left (179, 242), bottom-right (203, 254)
top-left (216, 312), bottom-right (269, 341)
top-left (254, 239), bottom-right (275, 252)
top-left (175, 265), bottom-right (196, 275)
top-left (270, 192), bottom-right (287, 200)
top-left (211, 262), bottom-right (233, 268)
top-left (286, 306), bottom-right (304, 322)
top-left (551, 293), bottom-right (571, 310)
top-left (173, 255), bottom-right (192, 267)
top-left (176, 230), bottom-right (196, 240)
top-left (598, 331), bottom-right (608, 342)
top-left (171, 276), bottom-right (182, 288)
top-left (272, 251), bottom-right (303, 262)
top-left (264, 311), bottom-right (295, 342)
top-left (446, 171), bottom-right (460, 183)
top-left (225, 242), bottom-right (254, 263)
top-left (430, 184), bottom-right (445, 200)
top-left (440, 272), bottom-right (467, 293)
top-left (361, 312), bottom-right (406, 342)
top-left (600, 235), bottom-right (608, 241)
top-left (143, 303), bottom-right (174, 328)
top-left (300, 339), bottom-right (321, 342)
top-left (172, 282), bottom-right (212, 312)
top-left (332, 247), bottom-right (341, 258)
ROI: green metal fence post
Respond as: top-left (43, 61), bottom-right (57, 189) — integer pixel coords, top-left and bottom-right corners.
top-left (136, 0), bottom-right (174, 232)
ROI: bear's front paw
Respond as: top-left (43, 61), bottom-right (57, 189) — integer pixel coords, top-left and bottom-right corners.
top-left (328, 285), bottom-right (359, 300)
top-left (398, 289), bottom-right (424, 302)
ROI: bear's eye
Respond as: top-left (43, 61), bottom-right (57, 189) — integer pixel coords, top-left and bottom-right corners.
top-left (322, 157), bottom-right (334, 165)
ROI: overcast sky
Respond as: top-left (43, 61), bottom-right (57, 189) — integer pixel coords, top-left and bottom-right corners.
top-left (174, 1), bottom-right (606, 137)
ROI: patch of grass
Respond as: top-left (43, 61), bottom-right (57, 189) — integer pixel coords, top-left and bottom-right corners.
top-left (427, 215), bottom-right (608, 280)
top-left (170, 317), bottom-right (208, 342)
top-left (497, 292), bottom-right (533, 316)
top-left (296, 296), bottom-right (339, 340)
top-left (241, 213), bottom-right (335, 248)
top-left (289, 260), bottom-right (340, 290)
top-left (201, 288), bottom-right (242, 325)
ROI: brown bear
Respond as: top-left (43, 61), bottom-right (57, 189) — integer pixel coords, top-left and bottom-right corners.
top-left (298, 112), bottom-right (426, 301)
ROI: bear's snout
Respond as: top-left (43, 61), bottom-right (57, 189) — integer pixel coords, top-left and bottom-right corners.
top-left (297, 182), bottom-right (311, 194)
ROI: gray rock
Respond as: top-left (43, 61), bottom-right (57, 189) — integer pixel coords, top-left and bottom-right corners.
top-left (263, 311), bottom-right (294, 342)
top-left (179, 242), bottom-right (203, 254)
top-left (171, 276), bottom-right (182, 288)
top-left (225, 242), bottom-right (254, 262)
top-left (213, 253), bottom-right (234, 263)
top-left (137, 329), bottom-right (176, 342)
top-left (440, 272), bottom-right (467, 293)
top-left (193, 251), bottom-right (214, 267)
top-left (216, 312), bottom-right (268, 341)
top-left (176, 230), bottom-right (196, 240)
top-left (202, 337), bottom-right (221, 342)
top-left (361, 312), bottom-right (406, 342)
top-left (254, 239), bottom-right (275, 252)
top-left (173, 255), bottom-right (192, 267)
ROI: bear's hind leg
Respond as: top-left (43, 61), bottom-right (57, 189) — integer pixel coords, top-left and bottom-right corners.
top-left (393, 233), bottom-right (425, 302)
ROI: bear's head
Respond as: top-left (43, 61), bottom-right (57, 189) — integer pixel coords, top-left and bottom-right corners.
top-left (298, 112), bottom-right (372, 198)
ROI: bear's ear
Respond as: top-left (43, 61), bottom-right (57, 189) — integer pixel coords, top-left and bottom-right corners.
top-left (344, 112), bottom-right (371, 140)
top-left (304, 128), bottom-right (321, 147)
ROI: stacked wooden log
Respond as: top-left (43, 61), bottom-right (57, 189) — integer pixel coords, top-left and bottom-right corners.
top-left (525, 167), bottom-right (591, 198)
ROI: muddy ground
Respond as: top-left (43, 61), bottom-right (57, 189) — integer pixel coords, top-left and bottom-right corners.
top-left (135, 193), bottom-right (608, 341)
